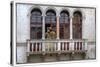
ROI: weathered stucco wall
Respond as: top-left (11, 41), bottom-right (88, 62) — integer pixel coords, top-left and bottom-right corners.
top-left (16, 4), bottom-right (96, 63)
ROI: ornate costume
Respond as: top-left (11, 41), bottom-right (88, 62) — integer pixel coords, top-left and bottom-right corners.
top-left (45, 27), bottom-right (56, 51)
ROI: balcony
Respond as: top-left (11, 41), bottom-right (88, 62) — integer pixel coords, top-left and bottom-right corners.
top-left (27, 39), bottom-right (88, 56)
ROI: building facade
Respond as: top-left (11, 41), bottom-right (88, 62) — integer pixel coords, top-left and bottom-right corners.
top-left (15, 3), bottom-right (96, 64)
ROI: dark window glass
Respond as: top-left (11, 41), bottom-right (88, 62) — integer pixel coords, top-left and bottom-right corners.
top-left (73, 11), bottom-right (82, 39)
top-left (30, 9), bottom-right (42, 39)
top-left (60, 10), bottom-right (70, 39)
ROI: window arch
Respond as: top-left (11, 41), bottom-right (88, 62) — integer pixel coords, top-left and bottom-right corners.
top-left (73, 11), bottom-right (82, 39)
top-left (60, 10), bottom-right (70, 39)
top-left (45, 9), bottom-right (56, 38)
top-left (30, 8), bottom-right (42, 39)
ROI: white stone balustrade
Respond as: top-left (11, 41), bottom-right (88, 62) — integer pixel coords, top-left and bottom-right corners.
top-left (27, 39), bottom-right (88, 55)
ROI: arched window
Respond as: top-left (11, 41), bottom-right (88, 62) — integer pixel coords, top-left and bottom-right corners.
top-left (73, 11), bottom-right (82, 39)
top-left (45, 9), bottom-right (56, 38)
top-left (30, 8), bottom-right (42, 39)
top-left (60, 10), bottom-right (70, 39)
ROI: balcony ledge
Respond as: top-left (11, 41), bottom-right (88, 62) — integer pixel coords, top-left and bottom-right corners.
top-left (27, 50), bottom-right (87, 55)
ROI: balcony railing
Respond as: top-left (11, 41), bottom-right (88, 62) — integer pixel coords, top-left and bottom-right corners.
top-left (27, 39), bottom-right (88, 56)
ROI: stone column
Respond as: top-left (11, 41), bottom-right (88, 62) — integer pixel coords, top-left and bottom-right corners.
top-left (42, 15), bottom-right (45, 52)
top-left (70, 16), bottom-right (74, 52)
top-left (56, 16), bottom-right (60, 51)
top-left (56, 16), bottom-right (60, 39)
top-left (70, 16), bottom-right (73, 39)
top-left (42, 15), bottom-right (45, 40)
